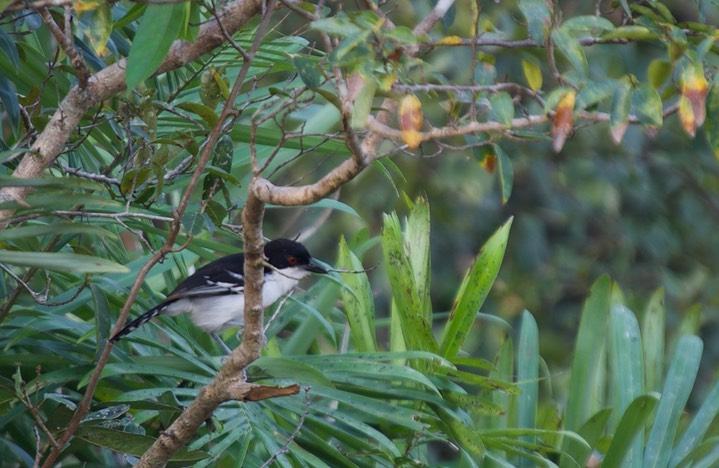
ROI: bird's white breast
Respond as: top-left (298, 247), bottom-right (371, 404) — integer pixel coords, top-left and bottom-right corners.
top-left (164, 267), bottom-right (309, 332)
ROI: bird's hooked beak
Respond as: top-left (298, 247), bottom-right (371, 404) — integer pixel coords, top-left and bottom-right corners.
top-left (303, 258), bottom-right (328, 274)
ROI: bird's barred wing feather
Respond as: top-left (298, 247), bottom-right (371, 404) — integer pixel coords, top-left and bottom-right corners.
top-left (110, 253), bottom-right (247, 342)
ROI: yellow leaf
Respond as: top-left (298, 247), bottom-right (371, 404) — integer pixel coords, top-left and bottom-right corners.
top-left (522, 60), bottom-right (543, 92)
top-left (551, 90), bottom-right (576, 152)
top-left (679, 95), bottom-right (696, 137)
top-left (680, 63), bottom-right (708, 133)
top-left (436, 35), bottom-right (463, 46)
top-left (73, 0), bottom-right (100, 13)
top-left (399, 94), bottom-right (423, 150)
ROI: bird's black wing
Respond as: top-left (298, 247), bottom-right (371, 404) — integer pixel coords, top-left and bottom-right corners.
top-left (166, 253), bottom-right (247, 300)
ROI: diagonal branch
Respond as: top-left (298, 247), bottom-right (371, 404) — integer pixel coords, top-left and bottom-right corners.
top-left (0, 0), bottom-right (265, 225)
top-left (135, 3), bottom-right (280, 466)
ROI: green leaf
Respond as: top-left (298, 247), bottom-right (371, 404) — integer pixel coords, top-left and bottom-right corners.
top-left (204, 199), bottom-right (226, 227)
top-left (489, 92), bottom-right (514, 127)
top-left (126, 3), bottom-right (186, 90)
top-left (609, 304), bottom-right (645, 467)
top-left (644, 335), bottom-right (703, 468)
top-left (293, 55), bottom-right (322, 89)
top-left (0, 75), bottom-right (18, 133)
top-left (350, 77), bottom-right (377, 129)
top-left (250, 357), bottom-right (335, 387)
top-left (309, 16), bottom-right (362, 37)
top-left (0, 29), bottom-right (19, 70)
top-left (381, 213), bottom-right (438, 353)
top-left (516, 311), bottom-right (538, 446)
top-left (603, 394), bottom-right (660, 468)
top-left (561, 408), bottom-right (612, 468)
top-left (0, 222), bottom-right (117, 241)
top-left (648, 59), bottom-right (672, 89)
top-left (602, 25), bottom-right (659, 40)
top-left (0, 250), bottom-right (129, 273)
top-left (405, 197), bottom-right (431, 323)
top-left (553, 27), bottom-right (588, 76)
top-left (495, 145), bottom-right (513, 204)
top-left (705, 84), bottom-right (719, 158)
top-left (76, 427), bottom-right (209, 463)
top-left (175, 101), bottom-right (219, 129)
top-left (670, 377), bottom-right (719, 466)
top-left (329, 29), bottom-right (374, 67)
top-left (642, 288), bottom-right (665, 393)
top-left (440, 218), bottom-right (512, 358)
top-left (610, 79), bottom-right (631, 143)
top-left (561, 15), bottom-right (615, 34)
top-left (565, 276), bottom-right (611, 431)
top-left (632, 82), bottom-right (663, 128)
top-left (434, 405), bottom-right (486, 459)
top-left (337, 237), bottom-right (377, 353)
top-left (383, 26), bottom-right (417, 45)
top-left (576, 80), bottom-right (618, 110)
top-left (120, 167), bottom-right (152, 195)
top-left (518, 0), bottom-right (552, 45)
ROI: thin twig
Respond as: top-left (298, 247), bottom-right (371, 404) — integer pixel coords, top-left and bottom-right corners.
top-left (260, 386), bottom-right (312, 468)
top-left (19, 386), bottom-right (61, 450)
top-left (264, 288), bottom-right (295, 333)
top-left (37, 7), bottom-right (90, 88)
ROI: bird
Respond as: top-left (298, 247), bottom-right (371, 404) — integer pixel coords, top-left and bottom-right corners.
top-left (109, 238), bottom-right (327, 349)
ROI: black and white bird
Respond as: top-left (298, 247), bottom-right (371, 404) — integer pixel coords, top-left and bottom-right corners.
top-left (109, 238), bottom-right (327, 347)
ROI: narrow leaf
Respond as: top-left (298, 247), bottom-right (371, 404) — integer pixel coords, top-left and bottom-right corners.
top-left (670, 377), bottom-right (719, 466)
top-left (521, 60), bottom-right (543, 92)
top-left (495, 145), bottom-right (513, 204)
top-left (601, 394), bottom-right (660, 468)
top-left (381, 213), bottom-right (438, 353)
top-left (642, 288), bottom-right (665, 393)
top-left (0, 250), bottom-right (129, 273)
top-left (518, 0), bottom-right (552, 45)
top-left (565, 275), bottom-right (611, 431)
top-left (440, 217), bottom-right (512, 358)
top-left (337, 237), bottom-right (378, 352)
top-left (126, 3), bottom-right (185, 90)
top-left (644, 335), bottom-right (703, 468)
top-left (517, 311), bottom-right (539, 448)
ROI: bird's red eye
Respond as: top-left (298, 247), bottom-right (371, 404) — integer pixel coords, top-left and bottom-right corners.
top-left (288, 256), bottom-right (298, 265)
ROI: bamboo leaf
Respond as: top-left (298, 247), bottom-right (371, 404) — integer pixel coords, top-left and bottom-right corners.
top-left (0, 250), bottom-right (128, 273)
top-left (440, 218), bottom-right (512, 358)
top-left (126, 3), bottom-right (186, 90)
top-left (565, 275), bottom-right (612, 431)
top-left (337, 237), bottom-right (378, 352)
top-left (642, 288), bottom-right (665, 393)
top-left (670, 378), bottom-right (719, 466)
top-left (381, 212), bottom-right (438, 353)
top-left (644, 335), bottom-right (703, 468)
top-left (603, 394), bottom-right (660, 467)
top-left (516, 310), bottom-right (539, 460)
top-left (609, 304), bottom-right (646, 468)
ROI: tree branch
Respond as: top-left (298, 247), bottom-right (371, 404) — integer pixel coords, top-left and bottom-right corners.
top-left (0, 0), bottom-right (266, 225)
top-left (135, 3), bottom-right (281, 465)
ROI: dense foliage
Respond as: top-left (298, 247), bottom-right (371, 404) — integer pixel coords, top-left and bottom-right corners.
top-left (2, 0), bottom-right (719, 466)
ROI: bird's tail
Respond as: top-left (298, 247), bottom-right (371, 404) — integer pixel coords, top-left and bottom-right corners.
top-left (109, 305), bottom-right (165, 343)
